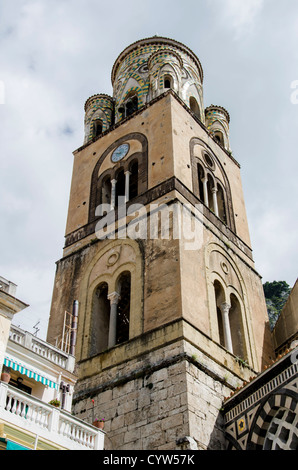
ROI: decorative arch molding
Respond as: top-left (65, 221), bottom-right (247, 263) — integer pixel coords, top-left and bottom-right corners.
top-left (190, 137), bottom-right (236, 231)
top-left (76, 238), bottom-right (143, 361)
top-left (88, 132), bottom-right (148, 223)
top-left (205, 242), bottom-right (257, 368)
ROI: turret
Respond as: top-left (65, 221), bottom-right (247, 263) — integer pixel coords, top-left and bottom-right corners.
top-left (84, 94), bottom-right (114, 144)
top-left (205, 105), bottom-right (231, 151)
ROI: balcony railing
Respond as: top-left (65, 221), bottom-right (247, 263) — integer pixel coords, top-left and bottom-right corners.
top-left (9, 325), bottom-right (75, 372)
top-left (0, 382), bottom-right (104, 450)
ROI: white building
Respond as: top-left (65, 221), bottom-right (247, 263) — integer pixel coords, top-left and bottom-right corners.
top-left (0, 277), bottom-right (104, 450)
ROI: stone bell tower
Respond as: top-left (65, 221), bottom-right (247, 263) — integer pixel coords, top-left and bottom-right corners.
top-left (47, 37), bottom-right (274, 450)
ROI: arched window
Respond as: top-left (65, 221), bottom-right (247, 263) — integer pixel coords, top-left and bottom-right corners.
top-left (217, 183), bottom-right (227, 224)
top-left (129, 161), bottom-right (138, 199)
top-left (207, 174), bottom-right (215, 212)
top-left (92, 120), bottom-right (103, 138)
top-left (101, 175), bottom-right (112, 206)
top-left (189, 97), bottom-right (201, 120)
top-left (214, 280), bottom-right (226, 348)
top-left (229, 293), bottom-right (245, 359)
top-left (164, 75), bottom-right (172, 89)
top-left (197, 163), bottom-right (205, 202)
top-left (116, 272), bottom-right (131, 345)
top-left (214, 131), bottom-right (224, 146)
top-left (119, 93), bottom-right (138, 119)
top-left (115, 169), bottom-right (125, 206)
top-left (90, 282), bottom-right (110, 355)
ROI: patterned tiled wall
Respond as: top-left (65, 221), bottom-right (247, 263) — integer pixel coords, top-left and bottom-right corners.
top-left (205, 106), bottom-right (231, 151)
top-left (112, 41), bottom-right (204, 123)
top-left (84, 94), bottom-right (114, 144)
top-left (223, 350), bottom-right (298, 450)
top-left (82, 38), bottom-right (231, 149)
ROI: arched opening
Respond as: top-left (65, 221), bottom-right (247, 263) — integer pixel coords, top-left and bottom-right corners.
top-left (115, 169), bottom-right (125, 206)
top-left (214, 131), bottom-right (224, 146)
top-left (214, 280), bottom-right (225, 347)
top-left (92, 120), bottom-right (103, 138)
top-left (197, 163), bottom-right (204, 202)
top-left (207, 174), bottom-right (215, 212)
top-left (119, 93), bottom-right (138, 119)
top-left (163, 75), bottom-right (172, 89)
top-left (90, 282), bottom-right (110, 355)
top-left (129, 160), bottom-right (138, 199)
top-left (101, 176), bottom-right (112, 206)
top-left (116, 272), bottom-right (131, 345)
top-left (189, 97), bottom-right (201, 120)
top-left (229, 293), bottom-right (245, 359)
top-left (217, 183), bottom-right (227, 224)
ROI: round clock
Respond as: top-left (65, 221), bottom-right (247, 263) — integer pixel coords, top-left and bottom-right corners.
top-left (111, 143), bottom-right (130, 163)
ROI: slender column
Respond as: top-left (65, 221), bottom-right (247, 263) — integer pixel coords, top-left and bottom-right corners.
top-left (211, 186), bottom-right (219, 217)
top-left (107, 292), bottom-right (121, 348)
top-left (202, 176), bottom-right (209, 207)
top-left (220, 302), bottom-right (233, 353)
top-left (124, 171), bottom-right (131, 203)
top-left (110, 179), bottom-right (117, 210)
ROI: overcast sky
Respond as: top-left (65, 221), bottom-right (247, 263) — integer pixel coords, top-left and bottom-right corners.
top-left (1, 0), bottom-right (297, 339)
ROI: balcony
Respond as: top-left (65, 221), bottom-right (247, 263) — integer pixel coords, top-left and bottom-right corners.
top-left (0, 382), bottom-right (104, 450)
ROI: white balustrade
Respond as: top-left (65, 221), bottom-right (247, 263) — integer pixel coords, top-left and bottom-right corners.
top-left (9, 325), bottom-right (70, 371)
top-left (0, 382), bottom-right (104, 450)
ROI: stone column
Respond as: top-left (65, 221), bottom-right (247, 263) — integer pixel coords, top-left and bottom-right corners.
top-left (107, 292), bottom-right (121, 348)
top-left (111, 179), bottom-right (117, 210)
top-left (124, 171), bottom-right (131, 203)
top-left (202, 177), bottom-right (209, 207)
top-left (220, 302), bottom-right (233, 353)
top-left (211, 186), bottom-right (219, 217)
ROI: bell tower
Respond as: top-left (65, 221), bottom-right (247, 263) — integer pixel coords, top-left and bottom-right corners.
top-left (47, 37), bottom-right (274, 450)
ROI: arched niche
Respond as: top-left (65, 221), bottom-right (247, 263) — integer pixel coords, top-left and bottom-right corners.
top-left (76, 239), bottom-right (143, 361)
top-left (88, 133), bottom-right (148, 224)
top-left (205, 242), bottom-right (257, 368)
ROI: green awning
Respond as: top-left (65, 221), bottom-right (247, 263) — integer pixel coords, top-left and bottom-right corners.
top-left (4, 355), bottom-right (58, 389)
top-left (6, 440), bottom-right (30, 450)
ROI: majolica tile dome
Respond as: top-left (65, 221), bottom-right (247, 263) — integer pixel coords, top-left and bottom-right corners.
top-left (111, 36), bottom-right (204, 123)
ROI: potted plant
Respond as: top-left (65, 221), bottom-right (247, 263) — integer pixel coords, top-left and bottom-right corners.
top-left (93, 418), bottom-right (105, 430)
top-left (91, 398), bottom-right (105, 429)
top-left (49, 399), bottom-right (61, 407)
top-left (1, 366), bottom-right (11, 383)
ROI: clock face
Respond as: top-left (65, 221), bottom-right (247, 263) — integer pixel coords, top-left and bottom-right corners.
top-left (111, 143), bottom-right (130, 163)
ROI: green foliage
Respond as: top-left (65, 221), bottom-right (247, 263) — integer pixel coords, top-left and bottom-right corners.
top-left (263, 280), bottom-right (291, 329)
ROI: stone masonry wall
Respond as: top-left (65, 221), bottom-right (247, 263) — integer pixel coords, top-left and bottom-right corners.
top-left (72, 335), bottom-right (245, 450)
